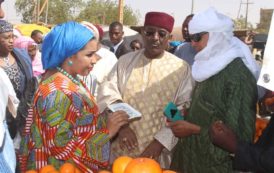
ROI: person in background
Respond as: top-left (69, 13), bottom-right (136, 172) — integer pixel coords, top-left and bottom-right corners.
top-left (30, 30), bottom-right (43, 44)
top-left (244, 30), bottom-right (255, 51)
top-left (0, 20), bottom-right (34, 151)
top-left (97, 11), bottom-right (193, 168)
top-left (19, 21), bottom-right (128, 172)
top-left (30, 30), bottom-right (43, 52)
top-left (169, 7), bottom-right (259, 173)
top-left (174, 14), bottom-right (197, 66)
top-left (109, 21), bottom-right (131, 58)
top-left (0, 2), bottom-right (18, 172)
top-left (167, 40), bottom-right (182, 54)
top-left (81, 21), bottom-right (117, 101)
top-left (13, 36), bottom-right (44, 77)
top-left (130, 39), bottom-right (143, 51)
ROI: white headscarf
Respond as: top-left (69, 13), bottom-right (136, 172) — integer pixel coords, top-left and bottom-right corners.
top-left (189, 7), bottom-right (260, 82)
top-left (81, 21), bottom-right (100, 41)
top-left (0, 68), bottom-right (19, 146)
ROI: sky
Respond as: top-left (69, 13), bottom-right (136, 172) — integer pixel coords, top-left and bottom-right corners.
top-left (124, 0), bottom-right (274, 27)
top-left (3, 0), bottom-right (274, 27)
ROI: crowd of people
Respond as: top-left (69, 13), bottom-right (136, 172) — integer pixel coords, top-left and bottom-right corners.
top-left (1, 0), bottom-right (274, 172)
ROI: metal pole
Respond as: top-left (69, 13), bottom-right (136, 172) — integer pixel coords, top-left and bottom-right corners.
top-left (45, 0), bottom-right (49, 24)
top-left (118, 0), bottom-right (124, 24)
top-left (245, 0), bottom-right (249, 28)
top-left (103, 12), bottom-right (106, 25)
top-left (37, 0), bottom-right (40, 23)
top-left (191, 0), bottom-right (194, 14)
top-left (237, 0), bottom-right (242, 19)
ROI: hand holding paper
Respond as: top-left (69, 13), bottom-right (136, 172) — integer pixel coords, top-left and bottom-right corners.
top-left (108, 103), bottom-right (142, 120)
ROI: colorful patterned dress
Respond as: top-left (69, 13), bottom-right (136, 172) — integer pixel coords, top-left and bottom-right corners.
top-left (19, 73), bottom-right (110, 173)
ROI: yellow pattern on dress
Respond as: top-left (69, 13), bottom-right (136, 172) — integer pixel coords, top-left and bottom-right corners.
top-left (110, 53), bottom-right (184, 160)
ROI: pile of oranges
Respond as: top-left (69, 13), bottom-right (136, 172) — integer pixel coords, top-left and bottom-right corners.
top-left (26, 162), bottom-right (82, 173)
top-left (99, 156), bottom-right (177, 173)
top-left (26, 156), bottom-right (177, 173)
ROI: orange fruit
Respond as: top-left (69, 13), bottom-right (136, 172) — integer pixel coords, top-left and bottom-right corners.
top-left (48, 171), bottom-right (60, 173)
top-left (124, 157), bottom-right (162, 173)
top-left (39, 165), bottom-right (56, 173)
top-left (59, 163), bottom-right (75, 173)
top-left (98, 170), bottom-right (112, 173)
top-left (26, 170), bottom-right (38, 173)
top-left (162, 170), bottom-right (177, 173)
top-left (112, 156), bottom-right (133, 173)
top-left (75, 167), bottom-right (82, 173)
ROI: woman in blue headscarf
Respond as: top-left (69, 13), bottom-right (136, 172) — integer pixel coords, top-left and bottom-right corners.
top-left (19, 21), bottom-right (129, 173)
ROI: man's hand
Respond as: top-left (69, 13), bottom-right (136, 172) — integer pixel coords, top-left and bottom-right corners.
top-left (118, 126), bottom-right (138, 151)
top-left (209, 121), bottom-right (238, 153)
top-left (167, 120), bottom-right (200, 137)
top-left (140, 140), bottom-right (164, 160)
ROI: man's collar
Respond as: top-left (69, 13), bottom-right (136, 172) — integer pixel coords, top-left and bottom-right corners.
top-left (113, 39), bottom-right (124, 52)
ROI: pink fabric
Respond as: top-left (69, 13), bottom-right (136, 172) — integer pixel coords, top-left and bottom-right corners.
top-left (13, 36), bottom-right (35, 49)
top-left (13, 36), bottom-right (44, 76)
top-left (32, 51), bottom-right (44, 76)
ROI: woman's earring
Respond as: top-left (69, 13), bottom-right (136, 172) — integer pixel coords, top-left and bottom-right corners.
top-left (68, 60), bottom-right (73, 66)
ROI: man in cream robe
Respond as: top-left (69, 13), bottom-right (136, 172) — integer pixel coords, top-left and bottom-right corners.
top-left (97, 11), bottom-right (194, 168)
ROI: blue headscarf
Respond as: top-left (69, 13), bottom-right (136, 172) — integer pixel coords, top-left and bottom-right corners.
top-left (42, 21), bottom-right (94, 70)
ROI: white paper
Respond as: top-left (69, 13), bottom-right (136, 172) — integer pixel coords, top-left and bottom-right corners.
top-left (257, 12), bottom-right (274, 92)
top-left (108, 103), bottom-right (142, 120)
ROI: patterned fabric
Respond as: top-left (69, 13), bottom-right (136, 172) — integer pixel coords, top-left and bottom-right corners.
top-left (171, 58), bottom-right (258, 173)
top-left (3, 62), bottom-right (25, 98)
top-left (19, 73), bottom-right (110, 173)
top-left (0, 20), bottom-right (13, 33)
top-left (3, 52), bottom-right (29, 139)
top-left (105, 51), bottom-right (194, 168)
top-left (1, 48), bottom-right (33, 146)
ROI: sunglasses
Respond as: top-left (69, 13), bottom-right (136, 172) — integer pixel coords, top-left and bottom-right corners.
top-left (143, 30), bottom-right (169, 39)
top-left (189, 32), bottom-right (208, 42)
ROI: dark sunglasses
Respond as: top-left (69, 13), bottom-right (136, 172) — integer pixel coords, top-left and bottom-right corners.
top-left (189, 32), bottom-right (208, 42)
top-left (143, 30), bottom-right (169, 39)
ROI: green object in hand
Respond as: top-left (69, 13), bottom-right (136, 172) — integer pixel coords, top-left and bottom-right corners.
top-left (163, 102), bottom-right (184, 122)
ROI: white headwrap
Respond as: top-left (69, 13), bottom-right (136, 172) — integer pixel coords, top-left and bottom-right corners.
top-left (0, 68), bottom-right (19, 146)
top-left (81, 21), bottom-right (100, 41)
top-left (189, 7), bottom-right (260, 82)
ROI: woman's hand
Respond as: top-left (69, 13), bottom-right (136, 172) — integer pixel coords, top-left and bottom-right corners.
top-left (167, 120), bottom-right (200, 137)
top-left (140, 140), bottom-right (164, 160)
top-left (117, 125), bottom-right (138, 151)
top-left (209, 121), bottom-right (237, 153)
top-left (107, 110), bottom-right (129, 139)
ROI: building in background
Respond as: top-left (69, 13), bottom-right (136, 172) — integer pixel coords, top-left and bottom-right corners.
top-left (257, 9), bottom-right (273, 34)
